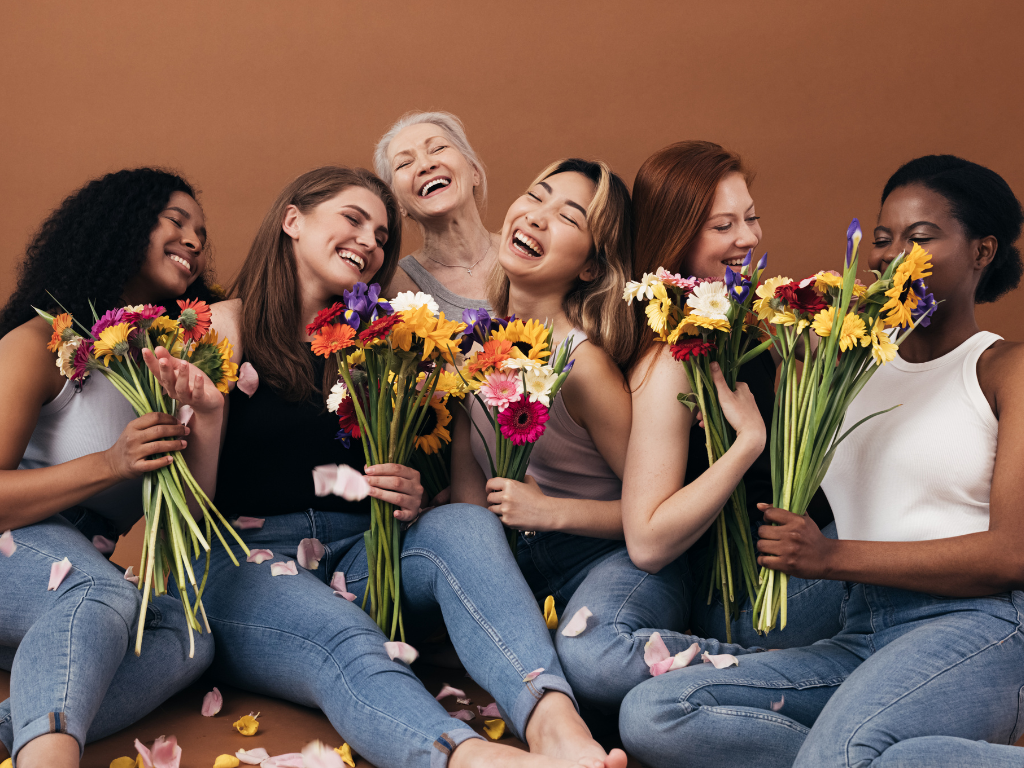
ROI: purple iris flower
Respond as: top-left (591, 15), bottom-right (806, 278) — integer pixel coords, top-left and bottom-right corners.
top-left (91, 308), bottom-right (126, 337)
top-left (846, 219), bottom-right (863, 267)
top-left (342, 283), bottom-right (392, 324)
top-left (562, 358), bottom-right (575, 373)
top-left (910, 279), bottom-right (937, 327)
top-left (742, 249), bottom-right (752, 267)
top-left (724, 267), bottom-right (751, 303)
top-left (335, 430), bottom-right (352, 449)
top-left (757, 252), bottom-right (768, 271)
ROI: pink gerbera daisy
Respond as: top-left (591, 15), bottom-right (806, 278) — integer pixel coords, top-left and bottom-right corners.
top-left (497, 399), bottom-right (549, 446)
top-left (479, 370), bottom-right (523, 412)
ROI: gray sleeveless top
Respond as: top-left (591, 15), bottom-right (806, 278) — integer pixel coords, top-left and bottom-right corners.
top-left (19, 375), bottom-right (143, 533)
top-left (398, 255), bottom-right (491, 321)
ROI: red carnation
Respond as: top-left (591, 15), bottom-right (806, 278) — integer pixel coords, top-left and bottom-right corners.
top-left (774, 279), bottom-right (827, 315)
top-left (670, 339), bottom-right (715, 362)
top-left (358, 314), bottom-right (402, 344)
top-left (306, 302), bottom-right (347, 335)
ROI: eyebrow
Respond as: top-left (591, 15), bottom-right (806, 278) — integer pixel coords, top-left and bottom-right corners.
top-left (167, 206), bottom-right (206, 241)
top-left (535, 182), bottom-right (588, 218)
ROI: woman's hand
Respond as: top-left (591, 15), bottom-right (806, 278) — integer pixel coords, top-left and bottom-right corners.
top-left (104, 412), bottom-right (189, 481)
top-left (755, 503), bottom-right (835, 579)
top-left (485, 475), bottom-right (552, 531)
top-left (710, 362), bottom-right (765, 449)
top-left (365, 463), bottom-right (424, 522)
top-left (142, 346), bottom-right (223, 415)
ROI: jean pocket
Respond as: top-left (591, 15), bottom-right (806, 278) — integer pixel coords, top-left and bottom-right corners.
top-left (1011, 685), bottom-right (1024, 744)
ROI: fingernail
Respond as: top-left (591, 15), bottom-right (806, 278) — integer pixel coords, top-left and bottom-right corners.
top-left (184, 427), bottom-right (190, 435)
top-left (181, 440), bottom-right (187, 447)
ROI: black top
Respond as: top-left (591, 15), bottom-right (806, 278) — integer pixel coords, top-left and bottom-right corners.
top-left (685, 348), bottom-right (833, 535)
top-left (215, 350), bottom-right (371, 518)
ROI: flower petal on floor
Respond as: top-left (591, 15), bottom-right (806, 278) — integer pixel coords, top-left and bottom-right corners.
top-left (385, 641), bottom-right (419, 664)
top-left (201, 686), bottom-right (223, 716)
top-left (48, 557), bottom-right (72, 590)
top-left (246, 549), bottom-right (274, 564)
top-left (543, 595), bottom-right (558, 629)
top-left (0, 530), bottom-right (15, 557)
top-left (522, 668), bottom-right (544, 682)
top-left (483, 719), bottom-right (506, 740)
top-left (297, 538), bottom-right (325, 570)
top-left (213, 756), bottom-right (239, 768)
top-left (560, 606), bottom-right (592, 637)
top-left (232, 517), bottom-right (265, 530)
top-left (702, 651), bottom-right (739, 669)
top-left (334, 744), bottom-right (356, 768)
top-left (270, 561), bottom-right (298, 577)
top-left (643, 632), bottom-right (670, 667)
top-left (301, 740), bottom-right (344, 768)
top-left (260, 754), bottom-right (304, 768)
top-left (237, 362), bottom-right (259, 396)
top-left (233, 713), bottom-right (260, 736)
top-left (109, 758), bottom-right (135, 768)
top-left (477, 702), bottom-right (500, 718)
top-left (435, 684), bottom-right (466, 701)
top-left (234, 747), bottom-right (269, 764)
top-left (451, 709), bottom-right (475, 721)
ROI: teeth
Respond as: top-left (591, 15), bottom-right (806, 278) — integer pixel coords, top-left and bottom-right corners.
top-left (513, 230), bottom-right (543, 256)
top-left (420, 178), bottom-right (451, 197)
top-left (168, 254), bottom-right (190, 271)
top-left (339, 250), bottom-right (365, 270)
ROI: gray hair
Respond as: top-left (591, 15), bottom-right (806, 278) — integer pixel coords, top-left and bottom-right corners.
top-left (373, 111), bottom-right (488, 211)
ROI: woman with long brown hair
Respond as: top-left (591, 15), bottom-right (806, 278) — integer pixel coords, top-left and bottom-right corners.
top-left (145, 166), bottom-right (627, 768)
top-left (555, 142), bottom-right (844, 714)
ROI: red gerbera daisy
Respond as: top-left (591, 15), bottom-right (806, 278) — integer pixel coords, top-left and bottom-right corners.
top-left (306, 302), bottom-right (347, 335)
top-left (175, 298), bottom-right (212, 343)
top-left (336, 396), bottom-right (362, 439)
top-left (670, 339), bottom-right (715, 362)
top-left (774, 280), bottom-right (827, 315)
top-left (358, 314), bottom-right (402, 344)
top-left (497, 399), bottom-right (549, 446)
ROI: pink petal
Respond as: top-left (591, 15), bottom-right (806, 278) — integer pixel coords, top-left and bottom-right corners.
top-left (270, 560), bottom-right (298, 577)
top-left (246, 549), bottom-right (274, 564)
top-left (435, 684), bottom-right (467, 702)
top-left (330, 572), bottom-right (348, 593)
top-left (649, 656), bottom-right (676, 676)
top-left (136, 735), bottom-right (181, 768)
top-left (92, 534), bottom-right (116, 554)
top-left (301, 740), bottom-right (344, 768)
top-left (1, 530), bottom-right (16, 557)
top-left (560, 606), bottom-right (593, 637)
top-left (232, 516), bottom-right (265, 530)
top-left (177, 404), bottom-right (194, 426)
top-left (48, 557), bottom-right (72, 590)
top-left (312, 464), bottom-right (337, 497)
top-left (237, 362), bottom-right (259, 396)
top-left (313, 464), bottom-right (371, 501)
top-left (477, 703), bottom-right (500, 718)
top-left (523, 668), bottom-right (544, 682)
top-left (450, 709), bottom-right (475, 721)
top-left (651, 643), bottom-right (701, 676)
top-left (643, 632), bottom-right (671, 667)
top-left (334, 591), bottom-right (358, 601)
top-left (135, 739), bottom-right (153, 768)
top-left (702, 651), bottom-right (739, 669)
top-left (124, 566), bottom-right (139, 586)
top-left (385, 641), bottom-right (419, 665)
top-left (297, 538), bottom-right (325, 570)
top-left (235, 748), bottom-right (270, 765)
top-left (260, 754), bottom-right (305, 768)
top-left (771, 695), bottom-right (785, 712)
top-left (201, 686), bottom-right (223, 717)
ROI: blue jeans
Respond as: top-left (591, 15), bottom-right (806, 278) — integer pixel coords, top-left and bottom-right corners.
top-left (0, 514), bottom-right (213, 762)
top-left (514, 530), bottom-right (624, 613)
top-left (194, 503), bottom-right (577, 768)
top-left (556, 524), bottom-right (845, 712)
top-left (619, 584), bottom-right (1024, 768)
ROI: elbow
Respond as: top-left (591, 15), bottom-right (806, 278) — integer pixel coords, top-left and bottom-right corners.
top-left (625, 538), bottom-right (670, 574)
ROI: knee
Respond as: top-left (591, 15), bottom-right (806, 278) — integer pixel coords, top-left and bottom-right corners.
top-left (417, 503), bottom-right (505, 548)
top-left (619, 680), bottom-right (699, 765)
top-left (74, 569), bottom-right (144, 629)
top-left (556, 621), bottom-right (636, 708)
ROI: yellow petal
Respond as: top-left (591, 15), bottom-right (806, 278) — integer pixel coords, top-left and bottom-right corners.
top-left (214, 756), bottom-right (241, 768)
top-left (543, 595), bottom-right (558, 629)
top-left (233, 713), bottom-right (260, 736)
top-left (108, 760), bottom-right (135, 768)
top-left (483, 718), bottom-right (507, 740)
top-left (335, 743), bottom-right (356, 767)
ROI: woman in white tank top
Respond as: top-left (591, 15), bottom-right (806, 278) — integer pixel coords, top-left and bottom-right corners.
top-left (619, 156), bottom-right (1024, 768)
top-left (0, 170), bottom-right (216, 767)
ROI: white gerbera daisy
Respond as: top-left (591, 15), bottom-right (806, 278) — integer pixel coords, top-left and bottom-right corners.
top-left (390, 291), bottom-right (440, 314)
top-left (326, 379), bottom-right (348, 414)
top-left (685, 281), bottom-right (731, 320)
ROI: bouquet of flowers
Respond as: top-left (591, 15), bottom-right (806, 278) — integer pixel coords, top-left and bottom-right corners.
top-left (455, 310), bottom-right (575, 550)
top-left (312, 286), bottom-right (465, 640)
top-left (37, 300), bottom-right (250, 657)
top-left (751, 221), bottom-right (937, 632)
top-left (624, 253), bottom-right (771, 641)
top-left (408, 367), bottom-right (464, 503)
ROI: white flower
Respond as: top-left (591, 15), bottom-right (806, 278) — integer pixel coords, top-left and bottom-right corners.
top-left (502, 357), bottom-right (543, 372)
top-left (56, 336), bottom-right (82, 380)
top-left (524, 366), bottom-right (558, 406)
top-left (685, 281), bottom-right (730, 320)
top-left (623, 273), bottom-right (662, 304)
top-left (390, 291), bottom-right (440, 314)
top-left (326, 379), bottom-right (348, 414)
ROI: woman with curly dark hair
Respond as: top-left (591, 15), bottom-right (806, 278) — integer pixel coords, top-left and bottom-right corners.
top-left (0, 168), bottom-right (216, 768)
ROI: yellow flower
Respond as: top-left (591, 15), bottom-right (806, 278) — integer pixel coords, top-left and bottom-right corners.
top-left (335, 743), bottom-right (356, 767)
top-left (188, 330), bottom-right (239, 394)
top-left (543, 595), bottom-right (558, 630)
top-left (491, 318), bottom-right (551, 361)
top-left (233, 712), bottom-right (260, 736)
top-left (346, 348), bottom-right (365, 367)
top-left (483, 718), bottom-right (507, 740)
top-left (213, 756), bottom-right (240, 768)
top-left (679, 313), bottom-right (730, 334)
top-left (852, 282), bottom-right (868, 299)
top-left (414, 399), bottom-right (452, 455)
top-left (108, 758), bottom-right (136, 768)
top-left (753, 276), bottom-right (792, 320)
top-left (869, 317), bottom-right (898, 364)
top-left (643, 283), bottom-right (673, 334)
top-left (837, 312), bottom-right (868, 352)
top-left (94, 322), bottom-right (134, 366)
top-left (392, 307), bottom-right (467, 361)
top-left (813, 270), bottom-right (843, 294)
top-left (47, 313), bottom-right (75, 352)
top-left (882, 243), bottom-right (933, 327)
top-left (149, 316), bottom-right (178, 336)
top-left (811, 307), bottom-right (835, 337)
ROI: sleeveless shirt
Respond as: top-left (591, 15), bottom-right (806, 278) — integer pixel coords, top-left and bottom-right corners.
top-left (468, 331), bottom-right (622, 502)
top-left (215, 350), bottom-right (371, 518)
top-left (398, 255), bottom-right (491, 321)
top-left (19, 374), bottom-right (143, 534)
top-left (821, 331), bottom-right (999, 542)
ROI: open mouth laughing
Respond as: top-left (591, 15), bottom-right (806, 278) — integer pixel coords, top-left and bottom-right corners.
top-left (167, 251), bottom-right (193, 276)
top-left (419, 177), bottom-right (451, 197)
top-left (510, 229), bottom-right (544, 259)
top-left (338, 248), bottom-right (366, 271)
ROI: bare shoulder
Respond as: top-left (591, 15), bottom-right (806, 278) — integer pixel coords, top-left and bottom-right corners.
top-left (628, 344), bottom-right (689, 402)
top-left (978, 339), bottom-right (1024, 418)
top-left (0, 317), bottom-right (65, 402)
top-left (385, 264), bottom-right (420, 298)
top-left (211, 299), bottom-right (243, 361)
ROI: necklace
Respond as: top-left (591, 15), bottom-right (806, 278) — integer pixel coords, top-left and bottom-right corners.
top-left (425, 238), bottom-right (492, 276)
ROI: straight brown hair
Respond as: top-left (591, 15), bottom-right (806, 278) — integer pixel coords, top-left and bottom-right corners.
top-left (231, 166), bottom-right (402, 401)
top-left (626, 141), bottom-right (752, 374)
top-left (488, 158), bottom-right (636, 368)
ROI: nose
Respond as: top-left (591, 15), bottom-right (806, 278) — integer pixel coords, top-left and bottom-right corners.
top-left (416, 153), bottom-right (439, 176)
top-left (355, 224), bottom-right (376, 249)
top-left (181, 229), bottom-right (200, 252)
top-left (736, 222), bottom-right (759, 249)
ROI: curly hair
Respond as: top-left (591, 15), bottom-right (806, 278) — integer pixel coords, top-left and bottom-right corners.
top-left (0, 167), bottom-right (218, 338)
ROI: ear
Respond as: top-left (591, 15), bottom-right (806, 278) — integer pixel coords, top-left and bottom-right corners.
top-left (579, 257), bottom-right (601, 283)
top-left (282, 204), bottom-right (302, 240)
top-left (472, 166), bottom-right (481, 188)
top-left (975, 235), bottom-right (998, 271)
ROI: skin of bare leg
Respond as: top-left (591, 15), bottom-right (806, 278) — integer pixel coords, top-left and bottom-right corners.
top-left (15, 733), bottom-right (79, 768)
top-left (450, 739), bottom-right (610, 768)
top-left (523, 692), bottom-right (628, 768)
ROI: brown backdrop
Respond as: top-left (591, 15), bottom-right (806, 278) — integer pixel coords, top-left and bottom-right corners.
top-left (2, 0), bottom-right (1022, 564)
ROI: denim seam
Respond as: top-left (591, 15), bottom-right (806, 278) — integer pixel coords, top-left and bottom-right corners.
top-left (677, 675), bottom-right (846, 701)
top-left (842, 624), bottom-right (1024, 767)
top-left (609, 570), bottom-right (655, 636)
top-left (693, 704), bottom-right (811, 734)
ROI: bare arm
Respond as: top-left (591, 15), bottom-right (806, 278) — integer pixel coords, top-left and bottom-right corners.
top-left (621, 346), bottom-right (766, 573)
top-left (757, 341), bottom-right (1024, 596)
top-left (449, 404), bottom-right (489, 507)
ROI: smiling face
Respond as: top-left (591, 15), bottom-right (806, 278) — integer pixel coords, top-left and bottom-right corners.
top-left (869, 183), bottom-right (994, 306)
top-left (284, 185), bottom-right (389, 298)
top-left (124, 191), bottom-right (207, 304)
top-left (684, 173), bottom-right (761, 279)
top-left (497, 171), bottom-right (598, 293)
top-left (387, 122), bottom-right (481, 222)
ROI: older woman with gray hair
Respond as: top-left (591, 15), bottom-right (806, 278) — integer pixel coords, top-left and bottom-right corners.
top-left (374, 111), bottom-right (496, 318)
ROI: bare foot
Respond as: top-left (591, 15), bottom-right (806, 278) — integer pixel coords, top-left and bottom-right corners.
top-left (524, 692), bottom-right (622, 767)
top-left (451, 738), bottom-right (605, 768)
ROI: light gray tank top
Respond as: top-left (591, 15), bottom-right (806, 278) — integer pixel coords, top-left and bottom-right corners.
top-left (469, 330), bottom-right (622, 501)
top-left (398, 255), bottom-right (491, 321)
top-left (19, 375), bottom-right (143, 533)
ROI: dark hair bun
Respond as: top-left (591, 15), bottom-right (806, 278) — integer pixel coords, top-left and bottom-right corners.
top-left (881, 155), bottom-right (1024, 304)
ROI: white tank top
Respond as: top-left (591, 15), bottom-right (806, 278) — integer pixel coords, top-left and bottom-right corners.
top-left (19, 375), bottom-right (143, 533)
top-left (821, 331), bottom-right (1000, 542)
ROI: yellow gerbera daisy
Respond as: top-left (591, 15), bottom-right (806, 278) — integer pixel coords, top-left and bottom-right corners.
top-left (837, 312), bottom-right (868, 352)
top-left (188, 330), bottom-right (239, 393)
top-left (644, 283), bottom-right (673, 334)
top-left (679, 313), bottom-right (731, 334)
top-left (414, 399), bottom-right (452, 455)
top-left (813, 271), bottom-right (843, 294)
top-left (753, 276), bottom-right (792, 320)
top-left (811, 307), bottom-right (835, 337)
top-left (869, 317), bottom-right (898, 364)
top-left (94, 322), bottom-right (133, 366)
top-left (491, 318), bottom-right (551, 361)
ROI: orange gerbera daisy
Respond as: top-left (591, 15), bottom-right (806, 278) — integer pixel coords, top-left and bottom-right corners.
top-left (47, 313), bottom-right (74, 352)
top-left (311, 323), bottom-right (356, 357)
top-left (175, 298), bottom-right (212, 343)
top-left (466, 339), bottom-right (514, 377)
